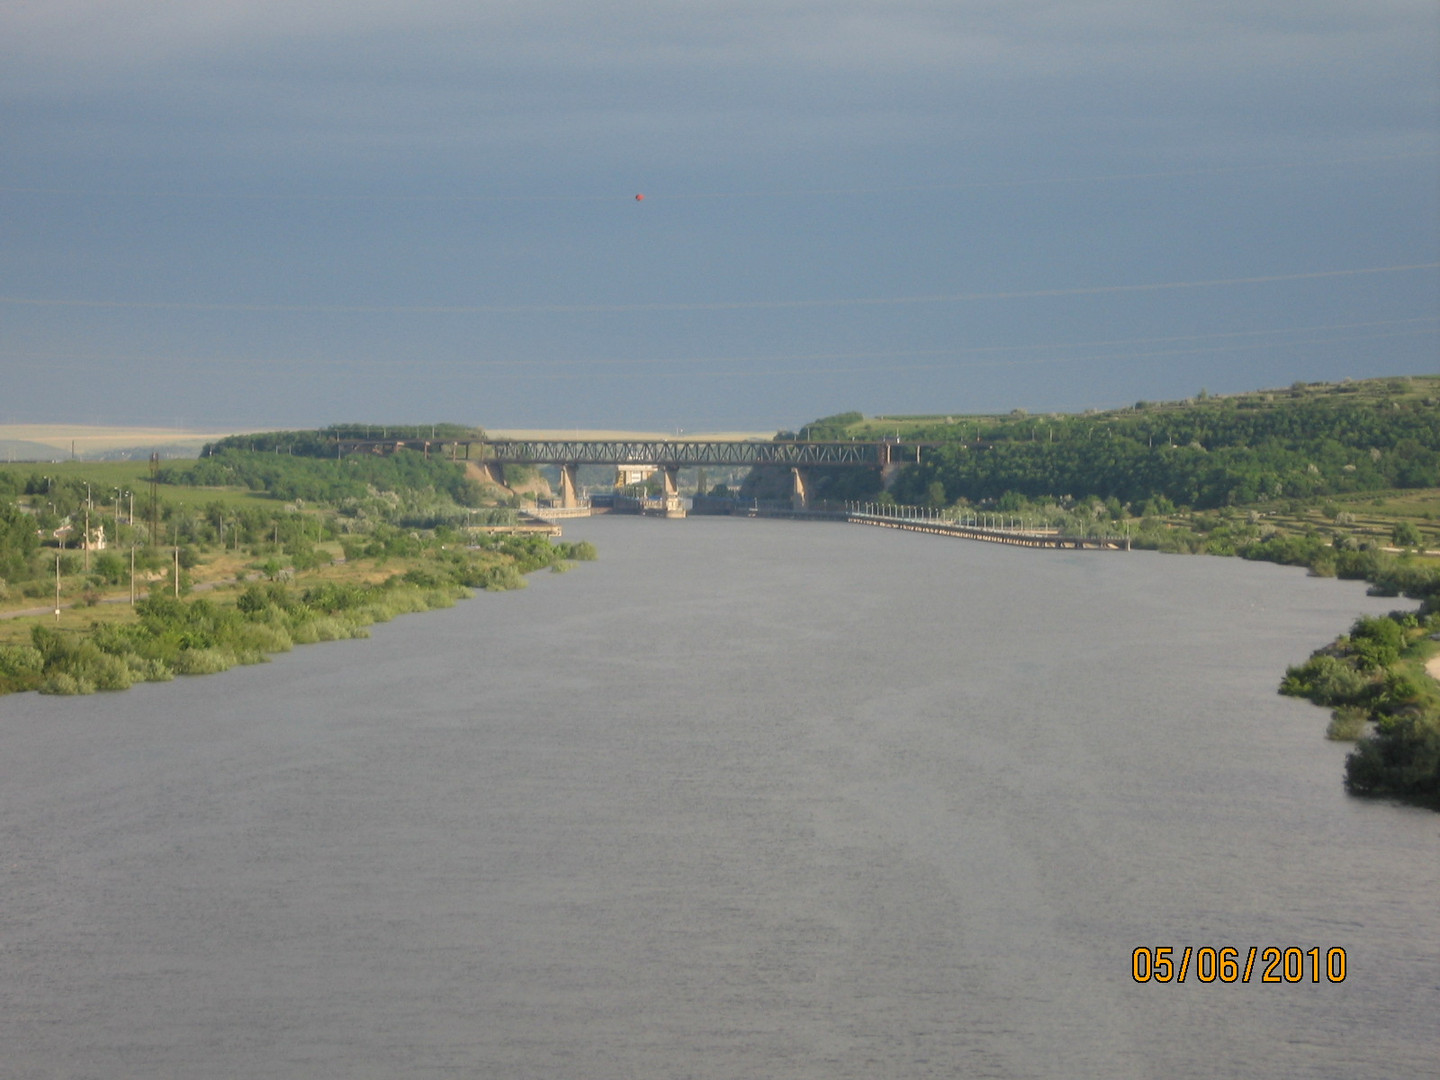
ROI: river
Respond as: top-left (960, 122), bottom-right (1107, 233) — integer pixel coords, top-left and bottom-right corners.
top-left (1, 515), bottom-right (1436, 1079)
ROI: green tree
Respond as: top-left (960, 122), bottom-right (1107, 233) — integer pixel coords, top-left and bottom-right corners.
top-left (91, 551), bottom-right (128, 585)
top-left (1392, 521), bottom-right (1423, 548)
top-left (0, 499), bottom-right (40, 582)
top-left (1349, 616), bottom-right (1404, 671)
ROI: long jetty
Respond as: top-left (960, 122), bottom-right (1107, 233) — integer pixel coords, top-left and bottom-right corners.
top-left (705, 499), bottom-right (1129, 549)
top-left (846, 510), bottom-right (1128, 550)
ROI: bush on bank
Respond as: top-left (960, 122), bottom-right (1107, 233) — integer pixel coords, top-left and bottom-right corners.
top-left (2, 534), bottom-right (594, 698)
top-left (1280, 606), bottom-right (1440, 808)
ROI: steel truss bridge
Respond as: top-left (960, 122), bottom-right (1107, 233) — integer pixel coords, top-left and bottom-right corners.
top-left (326, 435), bottom-right (1125, 550)
top-left (473, 439), bottom-right (894, 467)
top-left (330, 437), bottom-right (915, 467)
top-left (469, 439), bottom-right (913, 512)
top-left (332, 436), bottom-right (933, 512)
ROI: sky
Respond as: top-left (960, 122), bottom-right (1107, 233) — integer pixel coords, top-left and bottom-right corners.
top-left (2, 1), bottom-right (1437, 434)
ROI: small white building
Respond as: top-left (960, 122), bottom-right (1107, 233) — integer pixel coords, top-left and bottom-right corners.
top-left (615, 465), bottom-right (657, 488)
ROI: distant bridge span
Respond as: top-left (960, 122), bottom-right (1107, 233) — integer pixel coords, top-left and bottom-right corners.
top-left (330, 436), bottom-right (927, 467)
top-left (474, 439), bottom-right (899, 468)
top-left (333, 437), bottom-right (939, 512)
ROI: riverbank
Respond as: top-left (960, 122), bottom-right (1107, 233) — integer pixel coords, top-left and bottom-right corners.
top-left (6, 514), bottom-right (1433, 1079)
top-left (0, 535), bottom-right (596, 696)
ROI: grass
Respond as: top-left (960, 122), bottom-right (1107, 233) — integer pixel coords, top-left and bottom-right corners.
top-left (0, 536), bottom-right (519, 650)
top-left (1200, 488), bottom-right (1440, 553)
top-left (0, 461), bottom-right (278, 513)
top-left (0, 527), bottom-right (565, 694)
top-left (796, 374), bottom-right (1440, 443)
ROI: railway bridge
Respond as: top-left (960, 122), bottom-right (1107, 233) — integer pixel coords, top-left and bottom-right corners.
top-left (334, 436), bottom-right (930, 511)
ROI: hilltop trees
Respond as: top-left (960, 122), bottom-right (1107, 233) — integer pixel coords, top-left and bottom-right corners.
top-left (837, 388), bottom-right (1440, 511)
top-left (160, 447), bottom-right (483, 509)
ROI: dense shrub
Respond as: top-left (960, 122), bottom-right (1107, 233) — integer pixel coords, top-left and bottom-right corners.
top-left (1346, 713), bottom-right (1440, 805)
top-left (1348, 616), bottom-right (1404, 670)
top-left (3, 528), bottom-right (589, 700)
top-left (1280, 654), bottom-right (1374, 706)
top-left (0, 644), bottom-right (44, 694)
top-left (1283, 606), bottom-right (1440, 809)
top-left (170, 648), bottom-right (236, 675)
top-left (555, 540), bottom-right (598, 561)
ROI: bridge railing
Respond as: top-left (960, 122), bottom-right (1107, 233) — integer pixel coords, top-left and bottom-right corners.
top-left (523, 505), bottom-right (594, 520)
top-left (476, 439), bottom-right (889, 467)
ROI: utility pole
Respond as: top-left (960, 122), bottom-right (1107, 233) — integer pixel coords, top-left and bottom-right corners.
top-left (55, 553), bottom-right (61, 621)
top-left (82, 483), bottom-right (92, 572)
top-left (174, 545), bottom-right (180, 598)
top-left (149, 452), bottom-right (160, 545)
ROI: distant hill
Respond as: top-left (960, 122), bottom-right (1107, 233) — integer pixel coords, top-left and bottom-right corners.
top-left (0, 425), bottom-right (242, 461)
top-left (788, 375), bottom-right (1440, 510)
top-left (0, 439), bottom-right (66, 462)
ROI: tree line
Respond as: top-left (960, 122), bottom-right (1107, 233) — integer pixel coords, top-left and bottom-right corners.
top-left (885, 394), bottom-right (1438, 509)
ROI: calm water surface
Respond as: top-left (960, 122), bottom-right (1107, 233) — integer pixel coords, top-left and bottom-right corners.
top-left (1, 516), bottom-right (1436, 1079)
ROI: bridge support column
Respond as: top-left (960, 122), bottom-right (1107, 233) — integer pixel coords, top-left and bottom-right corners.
top-left (877, 441), bottom-right (904, 490)
top-left (791, 467), bottom-right (810, 510)
top-left (662, 468), bottom-right (686, 518)
top-left (558, 464), bottom-right (580, 509)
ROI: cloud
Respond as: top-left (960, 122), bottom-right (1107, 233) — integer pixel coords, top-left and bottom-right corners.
top-left (5, 3), bottom-right (1429, 193)
top-left (9, 2), bottom-right (1433, 74)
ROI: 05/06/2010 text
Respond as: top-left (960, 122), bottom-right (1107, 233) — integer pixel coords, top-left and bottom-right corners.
top-left (1132, 946), bottom-right (1346, 984)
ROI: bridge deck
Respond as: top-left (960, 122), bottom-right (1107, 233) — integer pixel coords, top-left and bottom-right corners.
top-left (475, 439), bottom-right (889, 466)
top-left (332, 437), bottom-right (931, 467)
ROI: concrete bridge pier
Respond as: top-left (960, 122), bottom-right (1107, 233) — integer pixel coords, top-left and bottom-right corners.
top-left (558, 464), bottom-right (580, 509)
top-left (661, 467), bottom-right (686, 518)
top-left (877, 441), bottom-right (908, 489)
top-left (791, 467), bottom-right (810, 510)
top-left (473, 462), bottom-right (505, 487)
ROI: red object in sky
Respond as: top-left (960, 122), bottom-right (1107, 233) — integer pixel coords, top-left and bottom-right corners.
top-left (635, 193), bottom-right (645, 201)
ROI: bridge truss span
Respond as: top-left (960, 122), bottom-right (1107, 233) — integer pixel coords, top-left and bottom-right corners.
top-left (477, 439), bottom-right (887, 468)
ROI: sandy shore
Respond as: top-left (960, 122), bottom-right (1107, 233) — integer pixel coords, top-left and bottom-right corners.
top-left (0, 424), bottom-right (241, 455)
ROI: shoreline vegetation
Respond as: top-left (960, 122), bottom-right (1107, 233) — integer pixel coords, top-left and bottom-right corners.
top-left (4, 375), bottom-right (1438, 805)
top-left (0, 432), bottom-right (596, 698)
top-left (1, 534), bottom-right (597, 699)
top-left (761, 376), bottom-right (1439, 810)
top-left (1280, 607), bottom-right (1440, 808)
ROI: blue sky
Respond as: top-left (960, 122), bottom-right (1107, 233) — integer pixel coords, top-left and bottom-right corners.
top-left (2, 1), bottom-right (1437, 432)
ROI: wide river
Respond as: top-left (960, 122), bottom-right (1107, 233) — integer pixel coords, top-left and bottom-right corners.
top-left (1, 516), bottom-right (1436, 1079)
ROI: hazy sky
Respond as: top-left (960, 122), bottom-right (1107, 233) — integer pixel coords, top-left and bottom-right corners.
top-left (3, 1), bottom-right (1437, 432)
